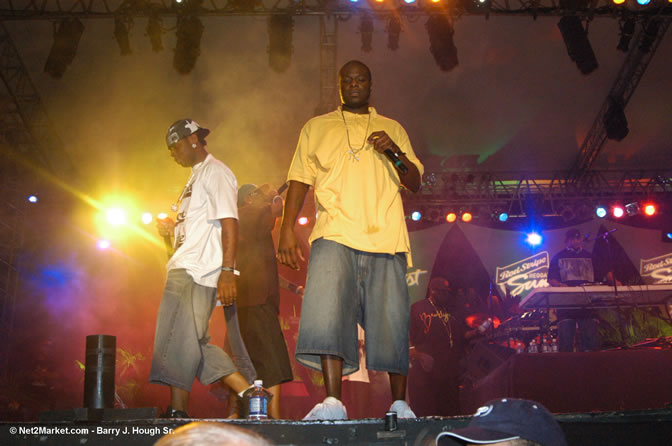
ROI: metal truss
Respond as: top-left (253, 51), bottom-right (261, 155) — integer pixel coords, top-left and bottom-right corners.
top-left (315, 15), bottom-right (339, 116)
top-left (0, 0), bottom-right (670, 19)
top-left (404, 169), bottom-right (672, 219)
top-left (0, 166), bottom-right (28, 378)
top-left (569, 17), bottom-right (671, 181)
top-left (0, 23), bottom-right (77, 180)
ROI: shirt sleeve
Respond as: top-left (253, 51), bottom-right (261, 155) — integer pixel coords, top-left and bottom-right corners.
top-left (205, 164), bottom-right (238, 222)
top-left (395, 124), bottom-right (424, 178)
top-left (287, 124), bottom-right (317, 186)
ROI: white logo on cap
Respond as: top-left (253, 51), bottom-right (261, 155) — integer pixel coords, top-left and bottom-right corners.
top-left (185, 120), bottom-right (200, 134)
top-left (474, 405), bottom-right (494, 417)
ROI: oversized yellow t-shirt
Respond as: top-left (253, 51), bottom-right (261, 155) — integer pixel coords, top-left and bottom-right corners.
top-left (287, 107), bottom-right (424, 264)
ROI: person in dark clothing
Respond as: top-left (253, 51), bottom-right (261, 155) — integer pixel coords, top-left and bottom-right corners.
top-left (233, 184), bottom-right (293, 419)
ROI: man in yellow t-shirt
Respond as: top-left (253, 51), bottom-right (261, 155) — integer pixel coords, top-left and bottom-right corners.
top-left (277, 60), bottom-right (424, 420)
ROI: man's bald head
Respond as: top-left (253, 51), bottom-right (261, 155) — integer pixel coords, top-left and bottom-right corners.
top-left (339, 60), bottom-right (371, 81)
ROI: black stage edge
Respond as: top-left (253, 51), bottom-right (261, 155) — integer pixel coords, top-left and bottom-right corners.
top-left (2, 408), bottom-right (671, 446)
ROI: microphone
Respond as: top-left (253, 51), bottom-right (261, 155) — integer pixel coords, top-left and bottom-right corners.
top-left (383, 149), bottom-right (408, 174)
top-left (598, 228), bottom-right (617, 239)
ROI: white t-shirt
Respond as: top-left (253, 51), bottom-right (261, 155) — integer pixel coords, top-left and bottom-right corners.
top-left (167, 153), bottom-right (238, 288)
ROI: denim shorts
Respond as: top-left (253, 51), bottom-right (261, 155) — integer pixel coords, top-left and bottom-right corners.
top-left (149, 269), bottom-right (241, 391)
top-left (296, 239), bottom-right (410, 376)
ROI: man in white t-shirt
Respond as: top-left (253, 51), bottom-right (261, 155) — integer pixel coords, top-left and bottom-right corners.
top-left (149, 119), bottom-right (252, 418)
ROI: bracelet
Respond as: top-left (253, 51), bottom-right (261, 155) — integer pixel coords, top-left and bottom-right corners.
top-left (221, 266), bottom-right (240, 276)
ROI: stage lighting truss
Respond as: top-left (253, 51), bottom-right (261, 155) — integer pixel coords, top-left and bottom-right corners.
top-left (402, 169), bottom-right (672, 226)
top-left (4, 0), bottom-right (672, 19)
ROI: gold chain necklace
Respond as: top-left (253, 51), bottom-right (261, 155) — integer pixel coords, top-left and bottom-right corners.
top-left (428, 297), bottom-right (454, 348)
top-left (341, 109), bottom-right (371, 162)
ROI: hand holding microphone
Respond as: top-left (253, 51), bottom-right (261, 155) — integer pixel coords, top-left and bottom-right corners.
top-left (368, 131), bottom-right (409, 174)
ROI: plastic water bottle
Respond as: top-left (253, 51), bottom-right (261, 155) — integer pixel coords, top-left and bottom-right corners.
top-left (249, 380), bottom-right (269, 419)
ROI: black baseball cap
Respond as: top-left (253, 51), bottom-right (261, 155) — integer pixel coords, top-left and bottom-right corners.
top-left (436, 398), bottom-right (567, 446)
top-left (165, 119), bottom-right (210, 148)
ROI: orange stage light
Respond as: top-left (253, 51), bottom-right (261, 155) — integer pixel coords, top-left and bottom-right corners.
top-left (461, 212), bottom-right (473, 223)
top-left (446, 212), bottom-right (457, 223)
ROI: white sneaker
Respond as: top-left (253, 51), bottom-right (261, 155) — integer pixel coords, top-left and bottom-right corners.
top-left (303, 397), bottom-right (348, 420)
top-left (389, 400), bottom-right (416, 418)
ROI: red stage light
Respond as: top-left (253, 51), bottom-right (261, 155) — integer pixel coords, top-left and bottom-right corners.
top-left (643, 204), bottom-right (657, 216)
top-left (612, 205), bottom-right (625, 218)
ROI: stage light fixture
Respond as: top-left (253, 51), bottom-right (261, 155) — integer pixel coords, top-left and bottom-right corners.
top-left (604, 96), bottom-right (629, 141)
top-left (114, 16), bottom-right (132, 55)
top-left (612, 205), bottom-right (625, 218)
top-left (44, 18), bottom-right (85, 79)
top-left (28, 195), bottom-right (38, 203)
top-left (461, 211), bottom-right (473, 223)
top-left (625, 202), bottom-right (640, 216)
top-left (617, 18), bottom-right (635, 52)
top-left (612, 0), bottom-right (625, 4)
top-left (636, 0), bottom-right (651, 4)
top-left (639, 19), bottom-right (660, 53)
top-left (360, 14), bottom-right (374, 53)
top-left (664, 232), bottom-right (672, 243)
top-left (173, 15), bottom-right (204, 74)
top-left (411, 210), bottom-right (422, 221)
top-left (298, 216), bottom-right (309, 225)
top-left (106, 208), bottom-right (128, 226)
top-left (403, 0), bottom-right (417, 3)
top-left (643, 204), bottom-right (657, 216)
top-left (595, 206), bottom-right (607, 218)
top-left (157, 212), bottom-right (168, 220)
top-left (526, 232), bottom-right (543, 247)
top-left (446, 212), bottom-right (457, 223)
top-left (97, 240), bottom-right (111, 250)
top-left (557, 15), bottom-right (598, 75)
top-left (146, 16), bottom-right (164, 52)
top-left (268, 14), bottom-right (294, 73)
top-left (387, 15), bottom-right (402, 51)
top-left (498, 212), bottom-right (509, 222)
top-left (141, 212), bottom-right (153, 224)
top-left (426, 14), bottom-right (458, 72)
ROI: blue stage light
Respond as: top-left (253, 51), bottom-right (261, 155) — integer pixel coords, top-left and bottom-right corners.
top-left (666, 232), bottom-right (672, 241)
top-left (595, 206), bottom-right (607, 218)
top-left (411, 211), bottom-right (422, 221)
top-left (403, 0), bottom-right (417, 3)
top-left (498, 212), bottom-right (509, 222)
top-left (636, 0), bottom-right (650, 5)
top-left (526, 232), bottom-right (543, 247)
top-left (28, 195), bottom-right (38, 203)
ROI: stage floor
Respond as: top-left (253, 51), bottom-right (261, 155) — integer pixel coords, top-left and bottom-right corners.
top-left (2, 408), bottom-right (672, 446)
